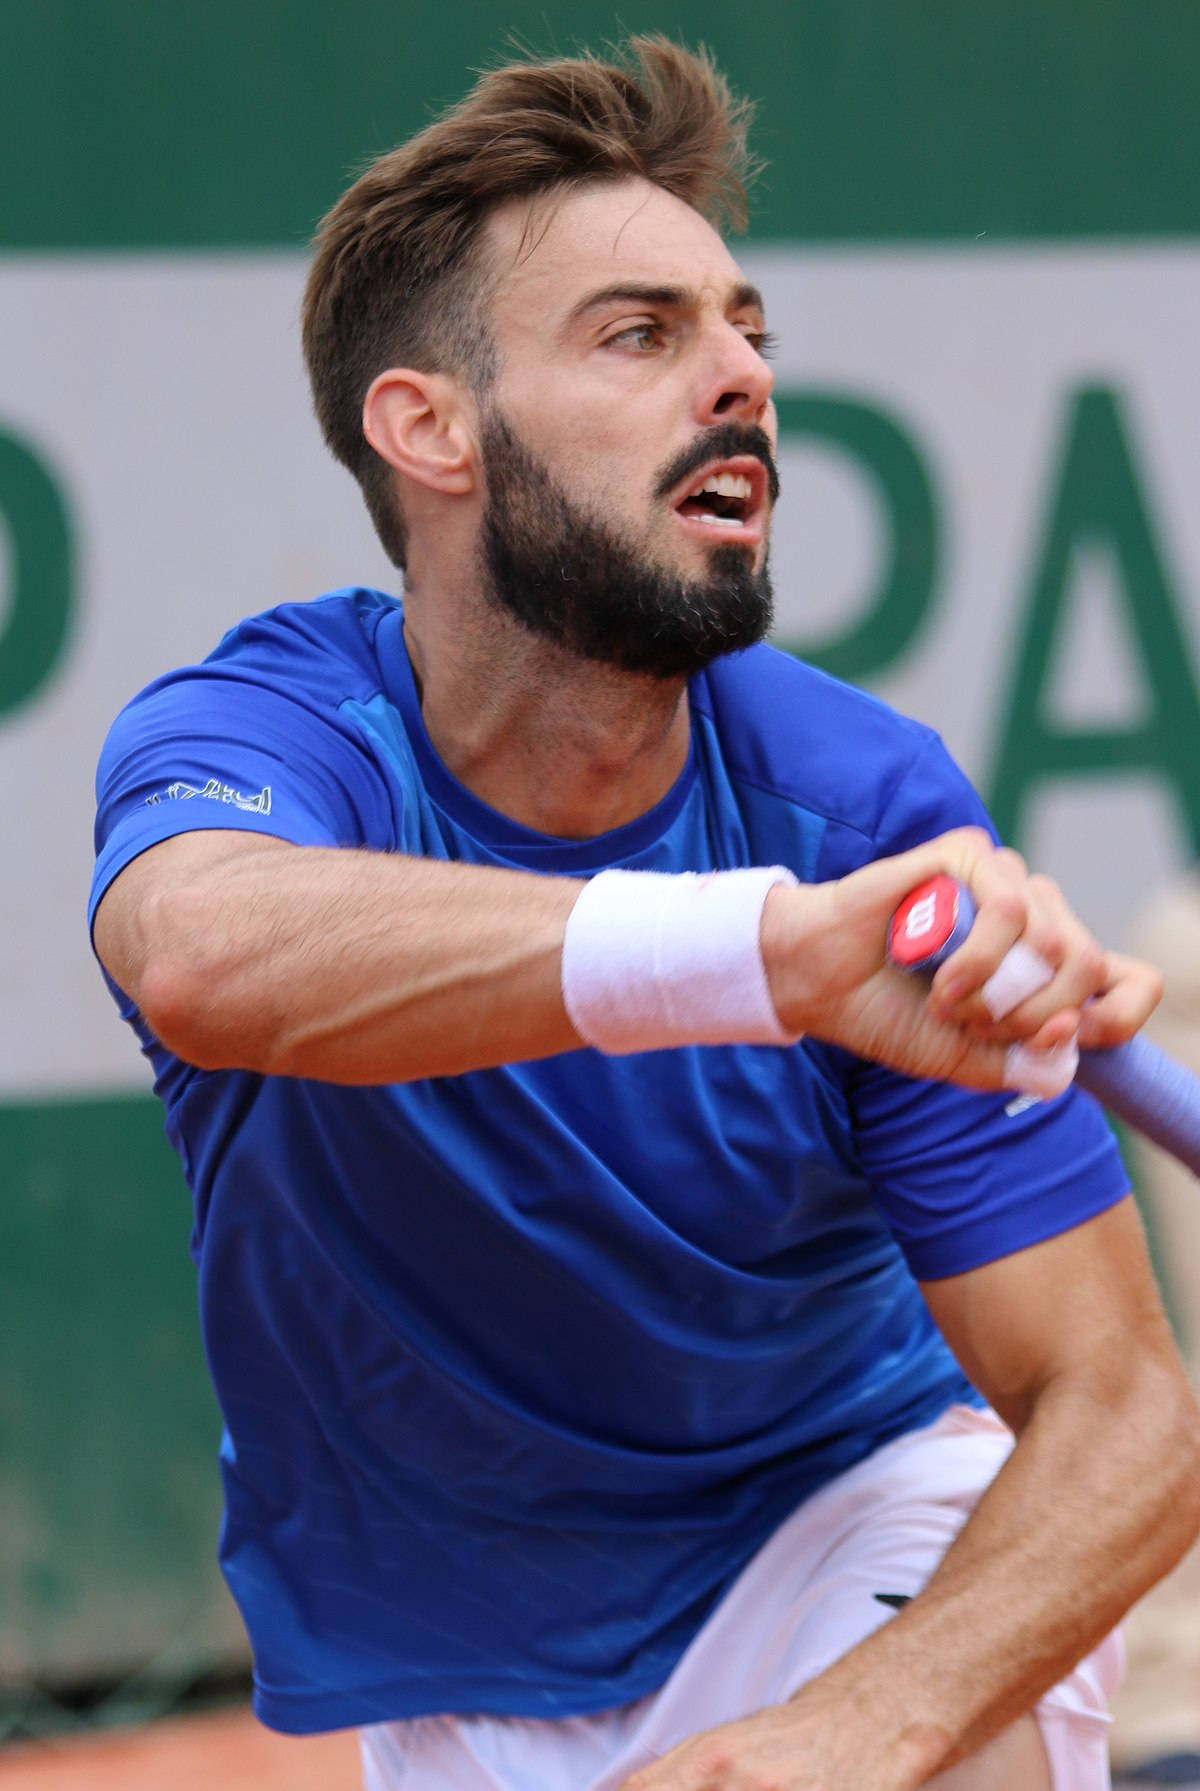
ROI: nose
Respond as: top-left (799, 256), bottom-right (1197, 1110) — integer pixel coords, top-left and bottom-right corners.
top-left (697, 318), bottom-right (775, 426)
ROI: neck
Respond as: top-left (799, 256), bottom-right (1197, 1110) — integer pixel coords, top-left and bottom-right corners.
top-left (402, 587), bottom-right (692, 839)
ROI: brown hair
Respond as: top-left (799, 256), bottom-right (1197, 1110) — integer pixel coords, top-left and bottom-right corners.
top-left (301, 36), bottom-right (758, 568)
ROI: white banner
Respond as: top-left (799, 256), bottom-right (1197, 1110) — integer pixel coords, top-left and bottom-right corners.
top-left (3, 247), bottom-right (1199, 1098)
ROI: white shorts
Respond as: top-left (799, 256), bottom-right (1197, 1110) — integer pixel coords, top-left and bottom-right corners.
top-left (360, 1405), bottom-right (1122, 1790)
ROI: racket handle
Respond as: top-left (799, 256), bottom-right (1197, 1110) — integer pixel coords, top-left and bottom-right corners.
top-left (1076, 1035), bottom-right (1200, 1177)
top-left (889, 876), bottom-right (1200, 1178)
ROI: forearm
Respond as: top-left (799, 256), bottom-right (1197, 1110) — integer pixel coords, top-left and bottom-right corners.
top-left (105, 838), bottom-right (931, 1084)
top-left (789, 1325), bottom-right (1200, 1784)
top-left (128, 844), bottom-right (584, 1082)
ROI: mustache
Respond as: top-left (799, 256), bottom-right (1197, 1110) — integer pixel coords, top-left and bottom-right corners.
top-left (653, 422), bottom-right (780, 506)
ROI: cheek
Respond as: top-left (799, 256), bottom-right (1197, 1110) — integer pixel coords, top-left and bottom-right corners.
top-left (562, 445), bottom-right (653, 512)
top-left (495, 389), bottom-right (663, 514)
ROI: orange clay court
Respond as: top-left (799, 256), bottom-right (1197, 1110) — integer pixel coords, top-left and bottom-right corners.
top-left (0, 1707), bottom-right (360, 1790)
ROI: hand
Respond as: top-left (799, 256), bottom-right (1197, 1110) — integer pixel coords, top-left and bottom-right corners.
top-left (617, 1694), bottom-right (928, 1791)
top-left (761, 828), bottom-right (1162, 1089)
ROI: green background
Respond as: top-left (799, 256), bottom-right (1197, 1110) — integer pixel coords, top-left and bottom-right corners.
top-left (5, 0), bottom-right (1200, 250)
top-left (4, 0), bottom-right (1197, 1721)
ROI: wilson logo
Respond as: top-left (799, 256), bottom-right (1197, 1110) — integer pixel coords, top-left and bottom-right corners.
top-left (887, 875), bottom-right (961, 970)
top-left (903, 891), bottom-right (939, 940)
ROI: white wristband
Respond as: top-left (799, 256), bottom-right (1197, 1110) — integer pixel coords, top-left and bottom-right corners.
top-left (561, 866), bottom-right (801, 1054)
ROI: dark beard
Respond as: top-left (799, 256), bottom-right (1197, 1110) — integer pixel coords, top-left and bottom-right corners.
top-left (477, 410), bottom-right (776, 680)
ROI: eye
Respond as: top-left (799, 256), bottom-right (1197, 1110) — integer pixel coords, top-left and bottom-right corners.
top-left (608, 322), bottom-right (666, 353)
top-left (744, 328), bottom-right (778, 361)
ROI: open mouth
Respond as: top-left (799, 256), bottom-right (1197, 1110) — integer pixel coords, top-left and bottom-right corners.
top-left (672, 459), bottom-right (767, 535)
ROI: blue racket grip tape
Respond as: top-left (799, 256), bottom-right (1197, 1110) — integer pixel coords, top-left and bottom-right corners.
top-left (889, 876), bottom-right (1200, 1178)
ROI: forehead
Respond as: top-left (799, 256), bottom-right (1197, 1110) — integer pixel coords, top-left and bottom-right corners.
top-left (483, 177), bottom-right (754, 330)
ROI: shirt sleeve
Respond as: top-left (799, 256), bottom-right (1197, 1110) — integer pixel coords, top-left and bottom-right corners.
top-left (89, 663), bottom-right (390, 935)
top-left (844, 729), bottom-right (1131, 1280)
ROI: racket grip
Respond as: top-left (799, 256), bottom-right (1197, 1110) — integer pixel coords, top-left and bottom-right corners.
top-left (889, 875), bottom-right (1200, 1178)
top-left (1075, 1036), bottom-right (1200, 1178)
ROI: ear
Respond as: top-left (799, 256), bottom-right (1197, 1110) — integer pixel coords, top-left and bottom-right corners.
top-left (362, 369), bottom-right (477, 497)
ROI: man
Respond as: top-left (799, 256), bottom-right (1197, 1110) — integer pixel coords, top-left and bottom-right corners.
top-left (90, 38), bottom-right (1198, 1791)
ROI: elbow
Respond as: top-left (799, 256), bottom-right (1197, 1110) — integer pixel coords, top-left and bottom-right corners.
top-left (138, 953), bottom-right (231, 1069)
top-left (135, 885), bottom-right (276, 1071)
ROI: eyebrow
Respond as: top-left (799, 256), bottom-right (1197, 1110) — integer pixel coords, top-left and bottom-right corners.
top-left (563, 280), bottom-right (766, 329)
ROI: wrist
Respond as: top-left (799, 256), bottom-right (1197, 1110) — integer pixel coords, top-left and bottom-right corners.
top-left (561, 866), bottom-right (802, 1054)
top-left (780, 1645), bottom-right (957, 1790)
top-left (759, 881), bottom-right (837, 1036)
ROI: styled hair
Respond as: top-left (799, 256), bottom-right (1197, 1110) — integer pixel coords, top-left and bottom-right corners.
top-left (301, 36), bottom-right (758, 568)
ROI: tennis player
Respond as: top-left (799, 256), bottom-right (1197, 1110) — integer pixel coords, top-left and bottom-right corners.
top-left (89, 39), bottom-right (1198, 1791)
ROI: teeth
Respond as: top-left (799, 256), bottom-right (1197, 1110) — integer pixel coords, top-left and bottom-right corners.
top-left (695, 471), bottom-right (752, 500)
top-left (688, 470), bottom-right (753, 501)
top-left (697, 512), bottom-right (744, 527)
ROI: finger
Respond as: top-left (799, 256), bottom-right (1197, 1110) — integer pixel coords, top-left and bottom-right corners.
top-left (925, 891), bottom-right (1030, 1011)
top-left (1019, 1008), bottom-right (1085, 1052)
top-left (931, 877), bottom-right (1107, 1035)
top-left (917, 1021), bottom-right (1079, 1099)
top-left (977, 931), bottom-right (1106, 1039)
top-left (837, 827), bottom-right (999, 928)
top-left (949, 947), bottom-right (1105, 1040)
top-left (923, 852), bottom-right (1040, 1008)
top-left (1077, 952), bottom-right (1164, 1049)
top-left (1002, 1036), bottom-right (1080, 1098)
top-left (853, 979), bottom-right (1019, 1092)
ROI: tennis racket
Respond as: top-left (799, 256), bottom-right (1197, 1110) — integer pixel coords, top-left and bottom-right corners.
top-left (889, 875), bottom-right (1200, 1178)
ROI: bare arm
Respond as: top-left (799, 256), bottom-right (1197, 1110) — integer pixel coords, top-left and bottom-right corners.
top-left (93, 832), bottom-right (583, 1082)
top-left (620, 1198), bottom-right (1200, 1790)
top-left (900, 1197), bottom-right (1200, 1767)
top-left (92, 825), bottom-right (1159, 1085)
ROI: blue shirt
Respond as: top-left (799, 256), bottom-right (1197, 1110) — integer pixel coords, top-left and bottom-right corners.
top-left (90, 589), bottom-right (1129, 1734)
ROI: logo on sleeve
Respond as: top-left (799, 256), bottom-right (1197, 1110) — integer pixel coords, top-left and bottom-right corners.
top-left (145, 778), bottom-right (272, 814)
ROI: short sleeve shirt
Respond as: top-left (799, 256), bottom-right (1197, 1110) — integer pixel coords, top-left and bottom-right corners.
top-left (90, 590), bottom-right (1129, 1733)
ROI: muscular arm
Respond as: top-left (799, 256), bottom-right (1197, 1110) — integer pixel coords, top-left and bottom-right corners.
top-left (622, 1197), bottom-right (1200, 1790)
top-left (820, 1196), bottom-right (1199, 1777)
top-left (93, 826), bottom-right (1156, 1085)
top-left (93, 832), bottom-right (584, 1082)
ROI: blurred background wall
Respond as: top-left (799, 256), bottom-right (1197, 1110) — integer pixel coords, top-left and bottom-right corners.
top-left (3, 0), bottom-right (1200, 1723)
